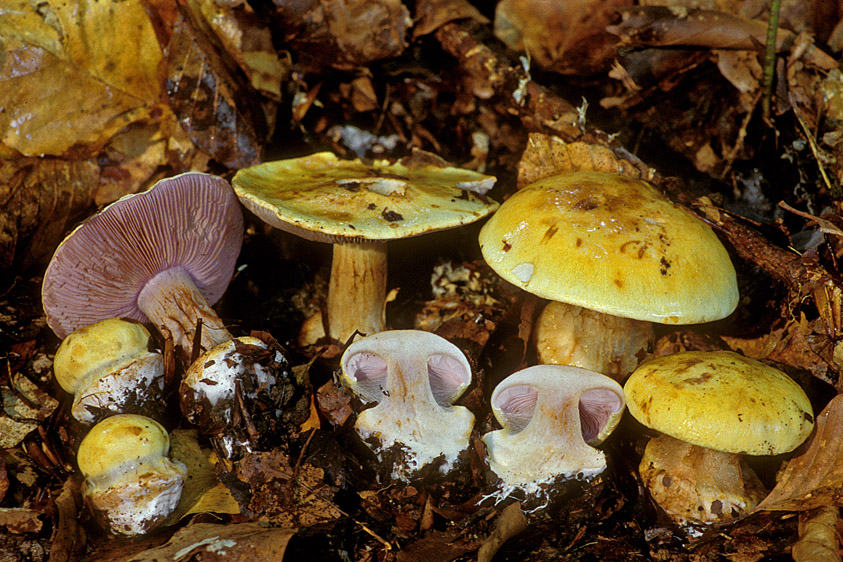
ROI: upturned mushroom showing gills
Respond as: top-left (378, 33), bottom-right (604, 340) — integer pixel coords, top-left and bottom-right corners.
top-left (624, 351), bottom-right (814, 531)
top-left (478, 171), bottom-right (739, 380)
top-left (483, 364), bottom-right (625, 503)
top-left (42, 173), bottom-right (244, 363)
top-left (232, 152), bottom-right (498, 344)
top-left (339, 330), bottom-right (475, 482)
top-left (53, 318), bottom-right (165, 424)
top-left (77, 414), bottom-right (187, 536)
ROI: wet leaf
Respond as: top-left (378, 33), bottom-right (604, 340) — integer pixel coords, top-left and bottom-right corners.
top-left (517, 132), bottom-right (651, 188)
top-left (184, 0), bottom-right (289, 101)
top-left (754, 394), bottom-right (843, 512)
top-left (0, 0), bottom-right (166, 157)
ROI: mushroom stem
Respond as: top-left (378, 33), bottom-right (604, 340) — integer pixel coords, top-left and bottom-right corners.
top-left (640, 434), bottom-right (766, 526)
top-left (326, 242), bottom-right (388, 343)
top-left (137, 266), bottom-right (232, 360)
top-left (535, 301), bottom-right (653, 380)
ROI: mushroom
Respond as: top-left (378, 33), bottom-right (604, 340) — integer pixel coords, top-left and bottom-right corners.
top-left (42, 172), bottom-right (244, 363)
top-left (482, 364), bottom-right (625, 502)
top-left (53, 317), bottom-right (165, 424)
top-left (77, 414), bottom-right (187, 536)
top-left (232, 152), bottom-right (498, 344)
top-left (339, 330), bottom-right (474, 482)
top-left (623, 350), bottom-right (814, 530)
top-left (478, 171), bottom-right (738, 380)
top-left (180, 335), bottom-right (298, 460)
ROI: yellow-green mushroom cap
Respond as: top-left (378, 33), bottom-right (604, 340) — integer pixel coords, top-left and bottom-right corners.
top-left (624, 351), bottom-right (814, 455)
top-left (478, 171), bottom-right (738, 324)
top-left (231, 152), bottom-right (499, 243)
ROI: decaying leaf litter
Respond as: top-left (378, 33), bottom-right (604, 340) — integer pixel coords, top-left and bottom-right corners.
top-left (2, 0), bottom-right (843, 560)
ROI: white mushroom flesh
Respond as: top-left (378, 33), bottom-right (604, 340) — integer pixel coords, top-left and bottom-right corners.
top-left (483, 364), bottom-right (625, 502)
top-left (340, 330), bottom-right (475, 482)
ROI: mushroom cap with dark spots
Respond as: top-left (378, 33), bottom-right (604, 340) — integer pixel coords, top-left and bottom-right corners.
top-left (42, 173), bottom-right (243, 339)
top-left (478, 171), bottom-right (738, 325)
top-left (624, 350), bottom-right (814, 455)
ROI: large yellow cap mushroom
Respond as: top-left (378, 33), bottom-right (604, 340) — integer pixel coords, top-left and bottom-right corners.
top-left (624, 350), bottom-right (814, 529)
top-left (478, 171), bottom-right (739, 379)
top-left (233, 152), bottom-right (498, 343)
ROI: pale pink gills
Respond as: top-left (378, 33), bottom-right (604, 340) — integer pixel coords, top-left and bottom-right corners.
top-left (482, 364), bottom-right (625, 502)
top-left (624, 350), bottom-right (815, 530)
top-left (77, 414), bottom-right (187, 536)
top-left (53, 318), bottom-right (165, 424)
top-left (42, 173), bottom-right (243, 361)
top-left (233, 152), bottom-right (498, 344)
top-left (478, 171), bottom-right (739, 380)
top-left (340, 330), bottom-right (474, 482)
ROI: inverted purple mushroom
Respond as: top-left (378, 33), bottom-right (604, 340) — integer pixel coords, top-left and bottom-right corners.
top-left (42, 173), bottom-right (243, 362)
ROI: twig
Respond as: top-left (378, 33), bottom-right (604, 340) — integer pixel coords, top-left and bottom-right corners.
top-left (762, 0), bottom-right (781, 120)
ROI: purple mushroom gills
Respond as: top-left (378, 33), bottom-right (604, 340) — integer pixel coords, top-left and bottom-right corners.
top-left (479, 171), bottom-right (739, 380)
top-left (77, 414), bottom-right (187, 536)
top-left (482, 364), bottom-right (625, 505)
top-left (53, 318), bottom-right (165, 424)
top-left (340, 330), bottom-right (475, 482)
top-left (180, 336), bottom-right (298, 460)
top-left (42, 172), bottom-right (244, 363)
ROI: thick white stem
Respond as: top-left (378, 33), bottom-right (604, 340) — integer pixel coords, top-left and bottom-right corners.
top-left (535, 301), bottom-right (652, 380)
top-left (326, 242), bottom-right (388, 343)
top-left (137, 266), bottom-right (231, 360)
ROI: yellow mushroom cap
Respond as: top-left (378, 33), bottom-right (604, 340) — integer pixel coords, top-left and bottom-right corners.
top-left (624, 351), bottom-right (814, 455)
top-left (53, 318), bottom-right (153, 394)
top-left (232, 152), bottom-right (499, 243)
top-left (77, 414), bottom-right (171, 479)
top-left (478, 171), bottom-right (738, 324)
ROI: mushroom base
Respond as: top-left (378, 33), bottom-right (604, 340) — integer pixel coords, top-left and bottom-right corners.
top-left (640, 434), bottom-right (767, 530)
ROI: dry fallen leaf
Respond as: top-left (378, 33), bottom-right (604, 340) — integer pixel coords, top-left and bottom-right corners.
top-left (165, 429), bottom-right (240, 524)
top-left (517, 132), bottom-right (651, 188)
top-left (105, 521), bottom-right (296, 562)
top-left (754, 394), bottom-right (843, 512)
top-left (791, 507), bottom-right (841, 562)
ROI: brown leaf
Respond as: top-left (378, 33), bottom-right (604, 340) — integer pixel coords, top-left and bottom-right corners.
top-left (0, 508), bottom-right (42, 534)
top-left (102, 521), bottom-right (296, 562)
top-left (48, 478), bottom-right (85, 562)
top-left (162, 7), bottom-right (263, 169)
top-left (0, 0), bottom-right (167, 157)
top-left (274, 0), bottom-right (411, 72)
top-left (754, 394), bottom-right (843, 512)
top-left (477, 502), bottom-right (527, 562)
top-left (517, 132), bottom-right (651, 188)
top-left (792, 507), bottom-right (842, 562)
top-left (413, 0), bottom-right (489, 39)
top-left (0, 158), bottom-right (99, 281)
top-left (494, 0), bottom-right (628, 75)
top-left (183, 0), bottom-right (289, 101)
